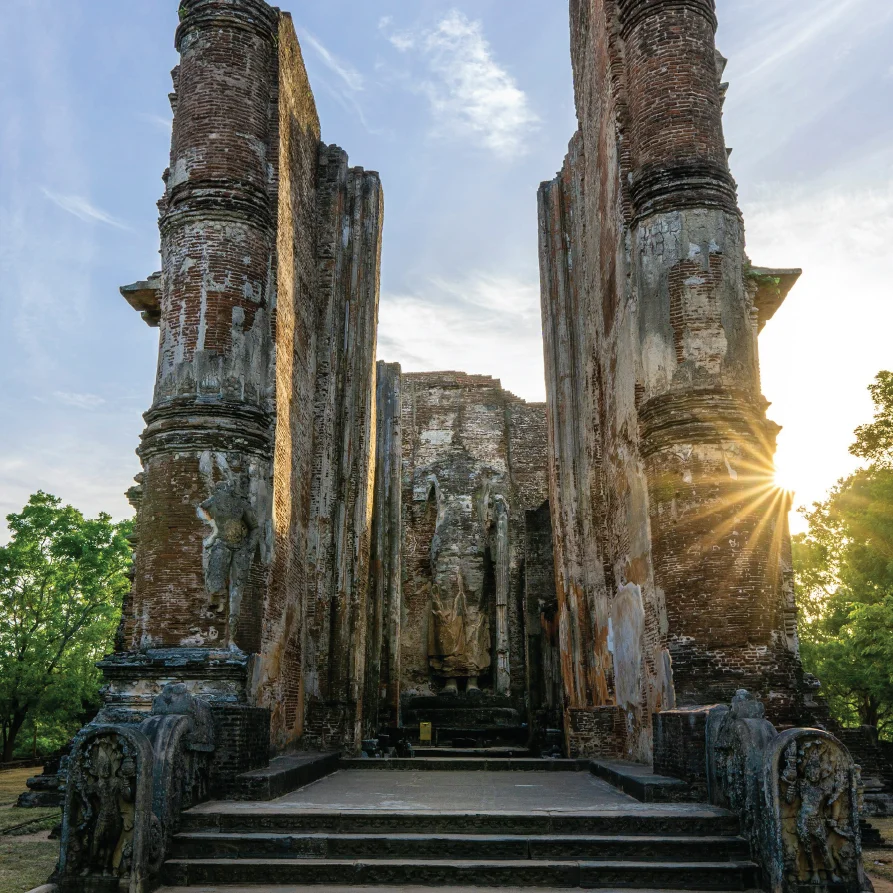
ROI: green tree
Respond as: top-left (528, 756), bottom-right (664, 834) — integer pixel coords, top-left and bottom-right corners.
top-left (794, 371), bottom-right (893, 736)
top-left (852, 370), bottom-right (893, 467)
top-left (0, 492), bottom-right (131, 762)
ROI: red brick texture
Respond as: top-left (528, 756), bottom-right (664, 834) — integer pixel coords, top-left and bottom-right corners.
top-left (128, 0), bottom-right (280, 652)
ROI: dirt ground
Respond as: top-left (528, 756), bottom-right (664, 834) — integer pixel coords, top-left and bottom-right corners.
top-left (862, 816), bottom-right (893, 890)
top-left (0, 769), bottom-right (59, 893)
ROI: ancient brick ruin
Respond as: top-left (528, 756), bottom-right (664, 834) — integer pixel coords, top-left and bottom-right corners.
top-left (366, 370), bottom-right (561, 747)
top-left (115, 0), bottom-right (382, 760)
top-left (538, 0), bottom-right (803, 762)
top-left (47, 1), bottom-right (880, 891)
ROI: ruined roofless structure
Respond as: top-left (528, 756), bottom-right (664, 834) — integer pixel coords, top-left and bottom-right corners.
top-left (49, 1), bottom-right (882, 892)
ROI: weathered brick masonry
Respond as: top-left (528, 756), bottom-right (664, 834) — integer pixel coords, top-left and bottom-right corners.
top-left (539, 0), bottom-right (803, 761)
top-left (117, 0), bottom-right (382, 755)
top-left (365, 362), bottom-right (403, 734)
top-left (364, 369), bottom-right (555, 731)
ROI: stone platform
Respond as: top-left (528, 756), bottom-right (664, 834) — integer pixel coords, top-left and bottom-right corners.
top-left (190, 768), bottom-right (634, 814)
top-left (341, 757), bottom-right (587, 771)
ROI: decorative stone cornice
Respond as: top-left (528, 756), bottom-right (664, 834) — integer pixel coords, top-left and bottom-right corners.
top-left (120, 272), bottom-right (163, 328)
top-left (140, 399), bottom-right (273, 461)
top-left (98, 648), bottom-right (250, 708)
top-left (618, 0), bottom-right (717, 36)
top-left (630, 160), bottom-right (739, 222)
top-left (161, 180), bottom-right (274, 233)
top-left (745, 266), bottom-right (802, 333)
top-left (638, 389), bottom-right (779, 457)
top-left (175, 0), bottom-right (279, 51)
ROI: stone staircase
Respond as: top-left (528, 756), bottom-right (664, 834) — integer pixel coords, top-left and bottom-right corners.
top-left (161, 760), bottom-right (760, 889)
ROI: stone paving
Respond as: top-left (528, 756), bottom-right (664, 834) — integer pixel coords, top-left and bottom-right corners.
top-left (185, 769), bottom-right (732, 817)
top-left (156, 888), bottom-right (760, 893)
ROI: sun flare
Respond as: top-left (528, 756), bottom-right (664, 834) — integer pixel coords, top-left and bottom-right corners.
top-left (772, 451), bottom-right (799, 499)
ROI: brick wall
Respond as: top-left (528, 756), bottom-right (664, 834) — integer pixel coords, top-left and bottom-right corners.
top-left (366, 362), bottom-right (404, 733)
top-left (253, 17), bottom-right (383, 754)
top-left (210, 704), bottom-right (272, 795)
top-left (254, 12), bottom-right (322, 748)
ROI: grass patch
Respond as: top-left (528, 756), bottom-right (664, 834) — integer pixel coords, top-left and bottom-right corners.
top-left (0, 807), bottom-right (59, 835)
top-left (867, 849), bottom-right (893, 884)
top-left (0, 769), bottom-right (62, 891)
top-left (872, 817), bottom-right (893, 841)
top-left (0, 770), bottom-right (33, 809)
top-left (0, 770), bottom-right (60, 838)
top-left (0, 838), bottom-right (57, 893)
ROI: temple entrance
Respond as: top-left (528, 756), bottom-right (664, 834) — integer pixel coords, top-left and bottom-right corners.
top-left (363, 370), bottom-right (564, 757)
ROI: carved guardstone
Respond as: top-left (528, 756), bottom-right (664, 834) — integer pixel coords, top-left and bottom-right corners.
top-left (57, 685), bottom-right (215, 893)
top-left (768, 730), bottom-right (870, 893)
top-left (59, 727), bottom-right (158, 893)
top-left (706, 691), bottom-right (871, 893)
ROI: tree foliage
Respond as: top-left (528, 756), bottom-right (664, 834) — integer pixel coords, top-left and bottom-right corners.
top-left (794, 371), bottom-right (893, 736)
top-left (0, 493), bottom-right (131, 761)
top-left (852, 370), bottom-right (893, 467)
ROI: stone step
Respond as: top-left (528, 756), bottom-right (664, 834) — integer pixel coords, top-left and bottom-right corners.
top-left (412, 747), bottom-right (533, 758)
top-left (170, 832), bottom-right (751, 863)
top-left (590, 760), bottom-right (697, 804)
top-left (402, 708), bottom-right (521, 728)
top-left (161, 857), bottom-right (760, 889)
top-left (403, 695), bottom-right (517, 710)
top-left (340, 757), bottom-right (587, 771)
top-left (232, 753), bottom-right (341, 802)
top-left (384, 725), bottom-right (529, 746)
top-left (180, 809), bottom-right (742, 837)
top-left (157, 887), bottom-right (764, 893)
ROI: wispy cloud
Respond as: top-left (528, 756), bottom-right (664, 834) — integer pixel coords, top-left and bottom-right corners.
top-left (299, 29), bottom-right (364, 93)
top-left (296, 28), bottom-right (382, 133)
top-left (41, 188), bottom-right (128, 229)
top-left (378, 272), bottom-right (545, 400)
top-left (722, 0), bottom-right (893, 173)
top-left (138, 112), bottom-right (173, 133)
top-left (735, 0), bottom-right (863, 83)
top-left (53, 391), bottom-right (106, 410)
top-left (382, 11), bottom-right (539, 160)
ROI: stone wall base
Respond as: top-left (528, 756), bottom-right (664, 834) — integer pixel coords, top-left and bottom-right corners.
top-left (565, 706), bottom-right (626, 759)
top-left (652, 706), bottom-right (721, 798)
top-left (210, 705), bottom-right (271, 796)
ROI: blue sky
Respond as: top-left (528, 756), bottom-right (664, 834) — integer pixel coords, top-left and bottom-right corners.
top-left (1, 0), bottom-right (892, 537)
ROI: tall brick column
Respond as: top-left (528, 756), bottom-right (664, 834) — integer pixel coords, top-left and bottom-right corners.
top-left (621, 0), bottom-right (800, 716)
top-left (109, 0), bottom-right (281, 706)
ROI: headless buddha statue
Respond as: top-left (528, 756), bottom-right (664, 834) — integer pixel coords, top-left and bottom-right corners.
top-left (429, 574), bottom-right (491, 694)
top-left (426, 480), bottom-right (492, 694)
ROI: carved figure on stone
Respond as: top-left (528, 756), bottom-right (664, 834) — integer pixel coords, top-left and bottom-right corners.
top-left (424, 476), bottom-right (495, 693)
top-left (780, 738), bottom-right (856, 887)
top-left (429, 578), bottom-right (490, 693)
top-left (196, 478), bottom-right (258, 642)
top-left (709, 695), bottom-right (870, 893)
top-left (67, 736), bottom-right (137, 879)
